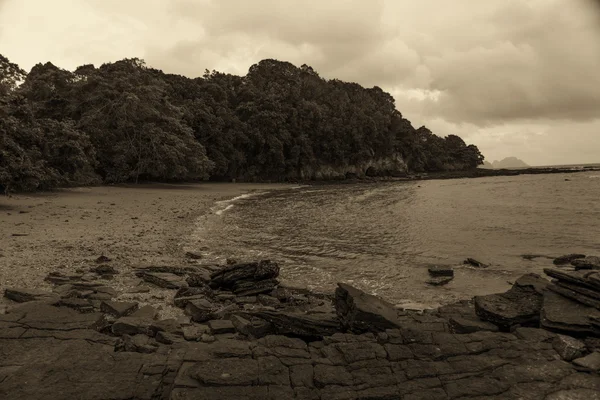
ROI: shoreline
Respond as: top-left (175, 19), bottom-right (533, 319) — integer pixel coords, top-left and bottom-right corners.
top-left (0, 182), bottom-right (295, 313)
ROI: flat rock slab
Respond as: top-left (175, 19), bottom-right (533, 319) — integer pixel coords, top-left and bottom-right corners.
top-left (449, 316), bottom-right (499, 333)
top-left (140, 272), bottom-right (188, 289)
top-left (2, 302), bottom-right (600, 400)
top-left (335, 283), bottom-right (402, 333)
top-left (4, 287), bottom-right (58, 303)
top-left (474, 285), bottom-right (543, 330)
top-left (541, 290), bottom-right (600, 336)
top-left (100, 301), bottom-right (138, 317)
top-left (573, 352), bottom-right (600, 372)
top-left (208, 319), bottom-right (235, 334)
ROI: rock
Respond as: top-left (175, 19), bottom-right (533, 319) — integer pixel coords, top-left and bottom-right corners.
top-left (139, 272), bottom-right (188, 289)
top-left (548, 283), bottom-right (600, 310)
top-left (210, 260), bottom-right (280, 288)
top-left (448, 316), bottom-right (499, 333)
top-left (95, 255), bottom-right (112, 263)
top-left (44, 272), bottom-right (79, 285)
top-left (155, 331), bottom-right (182, 344)
top-left (463, 258), bottom-right (489, 268)
top-left (185, 251), bottom-right (203, 260)
top-left (182, 325), bottom-right (209, 341)
top-left (254, 310), bottom-right (340, 339)
top-left (235, 296), bottom-right (257, 304)
top-left (544, 268), bottom-right (600, 291)
top-left (271, 287), bottom-right (293, 302)
top-left (90, 265), bottom-right (118, 275)
top-left (55, 298), bottom-right (95, 313)
top-left (335, 283), bottom-right (402, 333)
top-left (573, 352), bottom-right (600, 372)
top-left (100, 301), bottom-right (138, 317)
top-left (474, 275), bottom-right (545, 330)
top-left (148, 319), bottom-right (181, 336)
top-left (111, 316), bottom-right (153, 336)
top-left (257, 294), bottom-right (281, 307)
top-left (174, 285), bottom-right (213, 307)
top-left (185, 299), bottom-right (217, 323)
top-left (553, 334), bottom-right (587, 361)
top-left (200, 333), bottom-right (215, 343)
top-left (174, 295), bottom-right (211, 309)
top-left (572, 256), bottom-right (600, 270)
top-left (554, 254), bottom-right (586, 265)
top-left (427, 276), bottom-right (453, 286)
top-left (428, 265), bottom-right (454, 277)
top-left (114, 334), bottom-right (159, 354)
top-left (208, 319), bottom-right (236, 334)
top-left (541, 290), bottom-right (600, 336)
top-left (130, 305), bottom-right (158, 319)
top-left (186, 270), bottom-right (212, 286)
top-left (4, 288), bottom-right (58, 303)
top-left (232, 278), bottom-right (279, 296)
top-left (214, 304), bottom-right (240, 319)
top-left (231, 315), bottom-right (273, 338)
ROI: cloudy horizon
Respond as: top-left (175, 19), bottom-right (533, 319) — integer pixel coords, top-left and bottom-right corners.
top-left (1, 0), bottom-right (599, 166)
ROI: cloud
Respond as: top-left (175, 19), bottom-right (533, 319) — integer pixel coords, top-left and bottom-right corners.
top-left (0, 0), bottom-right (599, 165)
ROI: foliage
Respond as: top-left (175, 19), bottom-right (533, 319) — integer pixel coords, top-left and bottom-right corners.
top-left (0, 54), bottom-right (484, 191)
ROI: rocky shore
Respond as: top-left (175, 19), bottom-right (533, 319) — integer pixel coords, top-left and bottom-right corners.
top-left (2, 254), bottom-right (600, 399)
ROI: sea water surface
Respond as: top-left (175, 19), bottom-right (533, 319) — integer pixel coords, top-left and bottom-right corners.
top-left (191, 171), bottom-right (600, 308)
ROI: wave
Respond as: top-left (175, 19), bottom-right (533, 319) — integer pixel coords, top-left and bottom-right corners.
top-left (211, 191), bottom-right (269, 215)
top-left (215, 204), bottom-right (234, 216)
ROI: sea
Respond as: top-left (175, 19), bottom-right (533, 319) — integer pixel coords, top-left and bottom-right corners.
top-left (191, 168), bottom-right (600, 309)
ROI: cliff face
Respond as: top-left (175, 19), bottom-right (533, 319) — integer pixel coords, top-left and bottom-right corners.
top-left (296, 154), bottom-right (409, 180)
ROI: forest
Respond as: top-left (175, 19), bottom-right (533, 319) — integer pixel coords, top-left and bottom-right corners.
top-left (0, 54), bottom-right (484, 191)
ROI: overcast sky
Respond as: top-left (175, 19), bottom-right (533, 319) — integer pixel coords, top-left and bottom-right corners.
top-left (1, 0), bottom-right (599, 165)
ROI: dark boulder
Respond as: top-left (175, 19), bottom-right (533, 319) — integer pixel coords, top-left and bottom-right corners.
top-left (335, 283), bottom-right (402, 333)
top-left (572, 256), bottom-right (600, 270)
top-left (474, 274), bottom-right (547, 330)
top-left (210, 260), bottom-right (279, 288)
top-left (553, 254), bottom-right (586, 265)
top-left (233, 278), bottom-right (279, 296)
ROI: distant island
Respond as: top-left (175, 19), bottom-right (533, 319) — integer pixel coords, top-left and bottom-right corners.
top-left (1, 54), bottom-right (484, 192)
top-left (480, 157), bottom-right (529, 169)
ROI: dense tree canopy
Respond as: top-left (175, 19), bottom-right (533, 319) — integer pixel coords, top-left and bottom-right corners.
top-left (0, 54), bottom-right (484, 191)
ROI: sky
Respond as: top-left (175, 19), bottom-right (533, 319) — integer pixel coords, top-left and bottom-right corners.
top-left (1, 0), bottom-right (599, 166)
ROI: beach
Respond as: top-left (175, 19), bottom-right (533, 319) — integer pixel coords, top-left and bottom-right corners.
top-left (0, 183), bottom-right (292, 312)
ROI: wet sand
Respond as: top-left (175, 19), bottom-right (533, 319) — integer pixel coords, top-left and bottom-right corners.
top-left (0, 183), bottom-right (292, 312)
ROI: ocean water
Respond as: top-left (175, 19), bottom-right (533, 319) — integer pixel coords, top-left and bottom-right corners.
top-left (191, 171), bottom-right (600, 309)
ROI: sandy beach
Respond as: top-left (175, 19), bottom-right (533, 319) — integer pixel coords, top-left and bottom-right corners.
top-left (0, 183), bottom-right (292, 313)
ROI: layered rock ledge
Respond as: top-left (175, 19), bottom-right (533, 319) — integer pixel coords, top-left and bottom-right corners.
top-left (2, 258), bottom-right (600, 399)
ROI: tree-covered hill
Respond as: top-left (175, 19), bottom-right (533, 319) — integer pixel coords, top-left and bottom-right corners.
top-left (0, 55), bottom-right (484, 191)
